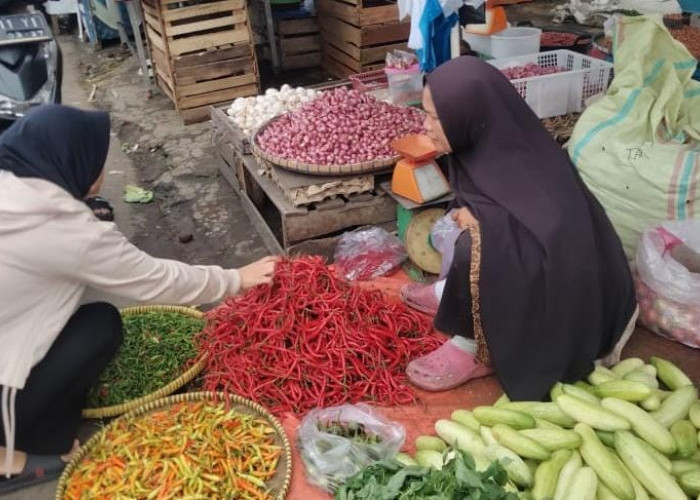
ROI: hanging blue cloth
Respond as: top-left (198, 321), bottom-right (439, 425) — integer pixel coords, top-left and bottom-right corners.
top-left (416, 0), bottom-right (458, 73)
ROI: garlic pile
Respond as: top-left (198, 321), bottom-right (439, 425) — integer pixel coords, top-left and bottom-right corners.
top-left (226, 84), bottom-right (319, 137)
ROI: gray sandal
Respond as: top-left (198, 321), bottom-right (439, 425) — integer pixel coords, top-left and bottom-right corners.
top-left (0, 453), bottom-right (66, 494)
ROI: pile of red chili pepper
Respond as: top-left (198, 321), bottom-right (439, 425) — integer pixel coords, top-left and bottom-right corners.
top-left (197, 257), bottom-right (444, 416)
top-left (64, 401), bottom-right (283, 500)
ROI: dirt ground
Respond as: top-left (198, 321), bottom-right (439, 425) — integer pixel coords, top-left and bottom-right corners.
top-left (79, 40), bottom-right (273, 269)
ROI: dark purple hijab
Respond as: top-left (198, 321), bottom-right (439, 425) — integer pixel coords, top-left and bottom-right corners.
top-left (429, 57), bottom-right (636, 401)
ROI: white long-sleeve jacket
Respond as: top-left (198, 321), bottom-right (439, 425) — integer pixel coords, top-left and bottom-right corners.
top-left (0, 170), bottom-right (242, 470)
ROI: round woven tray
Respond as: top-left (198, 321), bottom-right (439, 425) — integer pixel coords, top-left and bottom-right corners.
top-left (58, 392), bottom-right (292, 500)
top-left (82, 305), bottom-right (207, 419)
top-left (252, 116), bottom-right (400, 176)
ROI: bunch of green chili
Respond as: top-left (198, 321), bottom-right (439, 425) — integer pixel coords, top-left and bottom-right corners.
top-left (86, 311), bottom-right (204, 407)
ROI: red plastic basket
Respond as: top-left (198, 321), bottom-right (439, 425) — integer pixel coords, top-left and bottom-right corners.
top-left (349, 69), bottom-right (389, 92)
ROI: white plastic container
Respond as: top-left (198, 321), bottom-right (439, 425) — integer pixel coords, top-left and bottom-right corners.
top-left (490, 27), bottom-right (542, 59)
top-left (488, 50), bottom-right (614, 119)
top-left (464, 31), bottom-right (492, 56)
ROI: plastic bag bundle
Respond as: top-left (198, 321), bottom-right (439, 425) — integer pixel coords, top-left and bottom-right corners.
top-left (298, 404), bottom-right (405, 492)
top-left (334, 227), bottom-right (407, 281)
top-left (636, 220), bottom-right (700, 348)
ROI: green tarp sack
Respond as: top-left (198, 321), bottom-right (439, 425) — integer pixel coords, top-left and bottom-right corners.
top-left (569, 16), bottom-right (700, 260)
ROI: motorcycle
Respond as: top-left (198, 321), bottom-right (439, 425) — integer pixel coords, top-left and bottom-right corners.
top-left (0, 0), bottom-right (62, 129)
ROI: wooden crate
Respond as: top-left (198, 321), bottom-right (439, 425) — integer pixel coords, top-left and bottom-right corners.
top-left (260, 16), bottom-right (323, 70)
top-left (317, 0), bottom-right (409, 78)
top-left (212, 121), bottom-right (396, 252)
top-left (141, 0), bottom-right (260, 123)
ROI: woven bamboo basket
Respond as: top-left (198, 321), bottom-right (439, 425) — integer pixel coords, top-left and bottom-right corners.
top-left (252, 117), bottom-right (399, 176)
top-left (58, 392), bottom-right (292, 500)
top-left (82, 305), bottom-right (207, 419)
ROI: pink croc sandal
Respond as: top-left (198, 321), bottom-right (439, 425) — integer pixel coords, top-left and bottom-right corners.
top-left (401, 283), bottom-right (440, 316)
top-left (407, 341), bottom-right (494, 392)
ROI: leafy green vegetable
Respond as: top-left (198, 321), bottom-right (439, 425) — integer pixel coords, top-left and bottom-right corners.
top-left (335, 449), bottom-right (520, 499)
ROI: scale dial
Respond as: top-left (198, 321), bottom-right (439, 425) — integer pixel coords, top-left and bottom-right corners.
top-left (405, 208), bottom-right (445, 275)
top-left (413, 164), bottom-right (451, 202)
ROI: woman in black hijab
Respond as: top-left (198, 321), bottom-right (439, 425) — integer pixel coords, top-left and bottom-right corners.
top-left (0, 105), bottom-right (276, 492)
top-left (402, 57), bottom-right (637, 400)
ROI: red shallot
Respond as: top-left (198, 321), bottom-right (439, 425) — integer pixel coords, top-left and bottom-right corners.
top-left (501, 63), bottom-right (567, 80)
top-left (256, 88), bottom-right (424, 165)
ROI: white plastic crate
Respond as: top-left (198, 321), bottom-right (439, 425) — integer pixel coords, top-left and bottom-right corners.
top-left (488, 50), bottom-right (614, 119)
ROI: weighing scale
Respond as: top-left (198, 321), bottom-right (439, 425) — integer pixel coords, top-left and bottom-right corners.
top-left (383, 134), bottom-right (454, 275)
top-left (390, 134), bottom-right (451, 205)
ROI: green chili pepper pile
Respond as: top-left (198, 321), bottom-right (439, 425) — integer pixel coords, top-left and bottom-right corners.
top-left (86, 311), bottom-right (204, 408)
top-left (64, 401), bottom-right (283, 500)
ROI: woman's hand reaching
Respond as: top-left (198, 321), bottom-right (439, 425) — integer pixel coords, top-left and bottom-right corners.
top-left (239, 256), bottom-right (279, 290)
top-left (452, 207), bottom-right (478, 230)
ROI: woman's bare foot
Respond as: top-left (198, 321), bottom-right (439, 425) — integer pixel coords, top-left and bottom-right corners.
top-left (0, 447), bottom-right (27, 475)
top-left (60, 440), bottom-right (80, 463)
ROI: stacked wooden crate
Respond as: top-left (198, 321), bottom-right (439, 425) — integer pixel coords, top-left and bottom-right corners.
top-left (317, 0), bottom-right (409, 78)
top-left (276, 17), bottom-right (322, 70)
top-left (141, 0), bottom-right (260, 123)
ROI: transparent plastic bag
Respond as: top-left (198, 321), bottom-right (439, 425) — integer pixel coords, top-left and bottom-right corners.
top-left (385, 50), bottom-right (418, 70)
top-left (298, 404), bottom-right (405, 492)
top-left (334, 226), bottom-right (407, 281)
top-left (431, 212), bottom-right (461, 278)
top-left (636, 220), bottom-right (700, 348)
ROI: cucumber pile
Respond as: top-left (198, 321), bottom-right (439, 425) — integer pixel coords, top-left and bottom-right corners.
top-left (401, 356), bottom-right (700, 499)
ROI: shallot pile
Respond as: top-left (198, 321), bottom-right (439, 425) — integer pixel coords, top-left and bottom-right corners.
top-left (256, 87), bottom-right (424, 165)
top-left (197, 257), bottom-right (444, 416)
top-left (501, 63), bottom-right (566, 80)
top-left (227, 84), bottom-right (319, 137)
top-left (540, 31), bottom-right (582, 47)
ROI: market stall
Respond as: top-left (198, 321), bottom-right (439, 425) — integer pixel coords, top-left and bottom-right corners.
top-left (49, 5), bottom-right (700, 499)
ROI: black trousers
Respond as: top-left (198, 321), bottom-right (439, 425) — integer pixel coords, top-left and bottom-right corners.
top-left (1, 303), bottom-right (123, 455)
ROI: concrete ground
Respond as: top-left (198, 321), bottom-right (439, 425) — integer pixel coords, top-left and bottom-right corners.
top-left (2, 34), bottom-right (269, 500)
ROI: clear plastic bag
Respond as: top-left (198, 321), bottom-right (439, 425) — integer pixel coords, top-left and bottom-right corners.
top-left (431, 212), bottom-right (461, 278)
top-left (636, 220), bottom-right (700, 348)
top-left (334, 226), bottom-right (407, 281)
top-left (385, 50), bottom-right (418, 70)
top-left (298, 404), bottom-right (405, 492)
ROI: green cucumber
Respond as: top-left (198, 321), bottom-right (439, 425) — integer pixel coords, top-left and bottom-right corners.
top-left (532, 450), bottom-right (571, 500)
top-left (614, 430), bottom-right (686, 500)
top-left (564, 467), bottom-right (598, 500)
top-left (611, 358), bottom-right (645, 377)
top-left (557, 395), bottom-right (631, 431)
top-left (601, 397), bottom-right (676, 455)
top-left (473, 406), bottom-right (536, 430)
top-left (492, 424), bottom-right (551, 461)
top-left (595, 380), bottom-right (652, 402)
top-left (650, 356), bottom-right (693, 390)
top-left (414, 449), bottom-right (444, 470)
top-left (415, 435), bottom-right (447, 453)
top-left (451, 409), bottom-right (481, 433)
top-left (651, 385), bottom-right (699, 428)
top-left (563, 383), bottom-right (602, 405)
top-left (554, 450), bottom-right (583, 500)
top-left (576, 423), bottom-right (634, 500)
top-left (519, 428), bottom-right (582, 451)
top-left (672, 420), bottom-right (698, 458)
